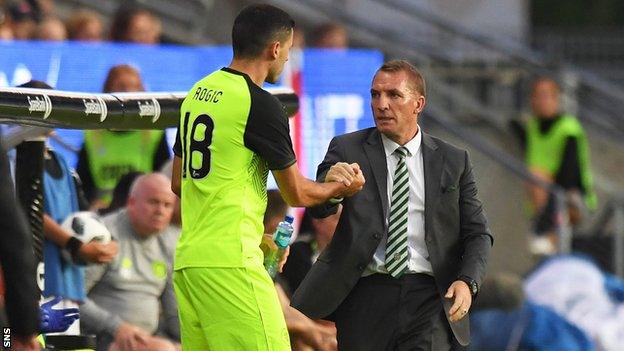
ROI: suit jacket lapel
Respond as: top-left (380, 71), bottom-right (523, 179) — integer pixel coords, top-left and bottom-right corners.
top-left (423, 133), bottom-right (443, 237)
top-left (363, 129), bottom-right (389, 220)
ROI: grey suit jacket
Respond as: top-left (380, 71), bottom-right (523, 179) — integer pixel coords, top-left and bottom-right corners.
top-left (290, 128), bottom-right (493, 346)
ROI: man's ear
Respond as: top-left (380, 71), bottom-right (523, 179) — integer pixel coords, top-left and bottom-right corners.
top-left (269, 40), bottom-right (281, 60)
top-left (415, 95), bottom-right (426, 114)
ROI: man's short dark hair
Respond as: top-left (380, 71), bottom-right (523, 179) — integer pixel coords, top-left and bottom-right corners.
top-left (232, 4), bottom-right (295, 59)
top-left (377, 60), bottom-right (426, 98)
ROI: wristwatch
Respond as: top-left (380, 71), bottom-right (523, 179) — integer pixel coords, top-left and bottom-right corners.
top-left (458, 275), bottom-right (479, 297)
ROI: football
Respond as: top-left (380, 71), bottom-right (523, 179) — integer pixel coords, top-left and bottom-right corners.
top-left (60, 211), bottom-right (112, 262)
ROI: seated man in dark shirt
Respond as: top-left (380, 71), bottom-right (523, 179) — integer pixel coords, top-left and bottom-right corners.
top-left (281, 207), bottom-right (341, 295)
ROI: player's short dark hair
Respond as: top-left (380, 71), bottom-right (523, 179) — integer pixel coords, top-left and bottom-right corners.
top-left (377, 60), bottom-right (426, 98)
top-left (232, 4), bottom-right (295, 59)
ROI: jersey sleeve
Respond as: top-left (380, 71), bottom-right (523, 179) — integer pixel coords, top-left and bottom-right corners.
top-left (244, 91), bottom-right (296, 170)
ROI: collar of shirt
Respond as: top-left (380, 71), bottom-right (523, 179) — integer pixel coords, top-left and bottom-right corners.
top-left (380, 126), bottom-right (423, 158)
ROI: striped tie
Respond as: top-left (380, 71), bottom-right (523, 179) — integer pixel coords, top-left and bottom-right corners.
top-left (385, 146), bottom-right (409, 278)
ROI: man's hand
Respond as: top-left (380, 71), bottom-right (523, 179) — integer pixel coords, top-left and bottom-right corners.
top-left (12, 335), bottom-right (41, 351)
top-left (326, 162), bottom-right (356, 186)
top-left (113, 322), bottom-right (149, 351)
top-left (445, 280), bottom-right (472, 322)
top-left (326, 162), bottom-right (365, 198)
top-left (260, 234), bottom-right (290, 273)
top-left (339, 163), bottom-right (365, 197)
top-left (79, 241), bottom-right (118, 264)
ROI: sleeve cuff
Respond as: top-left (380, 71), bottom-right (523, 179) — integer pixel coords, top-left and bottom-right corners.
top-left (329, 197), bottom-right (343, 204)
top-left (268, 158), bottom-right (297, 171)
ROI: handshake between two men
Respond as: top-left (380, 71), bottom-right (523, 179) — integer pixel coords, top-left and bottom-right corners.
top-left (325, 162), bottom-right (366, 198)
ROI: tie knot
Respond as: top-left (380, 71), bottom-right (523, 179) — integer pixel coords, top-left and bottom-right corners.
top-left (394, 146), bottom-right (408, 159)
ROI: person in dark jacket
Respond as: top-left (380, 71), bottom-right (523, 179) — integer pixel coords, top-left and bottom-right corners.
top-left (0, 133), bottom-right (40, 350)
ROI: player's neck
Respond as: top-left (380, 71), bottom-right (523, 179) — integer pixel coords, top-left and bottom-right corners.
top-left (229, 58), bottom-right (269, 87)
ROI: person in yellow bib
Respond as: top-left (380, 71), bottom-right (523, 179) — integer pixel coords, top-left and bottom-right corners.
top-left (77, 65), bottom-right (170, 209)
top-left (170, 4), bottom-right (364, 350)
top-left (524, 77), bottom-right (597, 253)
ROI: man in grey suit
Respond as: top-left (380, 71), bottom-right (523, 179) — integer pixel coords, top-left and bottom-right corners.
top-left (291, 60), bottom-right (493, 350)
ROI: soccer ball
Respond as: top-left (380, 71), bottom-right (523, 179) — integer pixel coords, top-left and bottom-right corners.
top-left (60, 211), bottom-right (112, 262)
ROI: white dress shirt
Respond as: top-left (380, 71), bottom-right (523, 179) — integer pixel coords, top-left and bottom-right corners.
top-left (364, 127), bottom-right (433, 276)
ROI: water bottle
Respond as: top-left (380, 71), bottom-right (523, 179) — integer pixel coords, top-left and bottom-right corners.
top-left (264, 215), bottom-right (294, 278)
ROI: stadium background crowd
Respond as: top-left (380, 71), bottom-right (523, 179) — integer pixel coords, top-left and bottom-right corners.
top-left (1, 0), bottom-right (624, 350)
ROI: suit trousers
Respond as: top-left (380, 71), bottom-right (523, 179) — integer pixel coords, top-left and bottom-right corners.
top-left (334, 273), bottom-right (454, 351)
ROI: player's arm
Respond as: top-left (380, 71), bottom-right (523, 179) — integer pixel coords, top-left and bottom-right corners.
top-left (246, 93), bottom-right (362, 206)
top-left (273, 164), bottom-right (358, 207)
top-left (171, 126), bottom-right (182, 197)
top-left (171, 156), bottom-right (182, 197)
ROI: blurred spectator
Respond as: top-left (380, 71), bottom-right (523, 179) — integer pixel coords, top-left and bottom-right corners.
top-left (281, 207), bottom-right (341, 295)
top-left (0, 25), bottom-right (13, 40)
top-left (81, 173), bottom-right (180, 351)
top-left (66, 9), bottom-right (103, 42)
top-left (0, 133), bottom-right (41, 350)
top-left (76, 64), bottom-right (170, 209)
top-left (471, 273), bottom-right (525, 312)
top-left (468, 272), bottom-right (594, 351)
top-left (292, 27), bottom-right (305, 49)
top-left (522, 77), bottom-right (596, 253)
top-left (0, 9), bottom-right (13, 40)
top-left (36, 0), bottom-right (54, 18)
top-left (98, 171), bottom-right (144, 216)
top-left (8, 0), bottom-right (39, 39)
top-left (103, 64), bottom-right (145, 92)
top-left (36, 16), bottom-right (66, 41)
top-left (110, 5), bottom-right (161, 44)
top-left (263, 188), bottom-right (291, 234)
top-left (263, 190), bottom-right (338, 351)
top-left (470, 302), bottom-right (594, 351)
top-left (18, 80), bottom-right (118, 336)
top-left (524, 255), bottom-right (624, 350)
top-left (276, 283), bottom-right (337, 351)
top-left (311, 22), bottom-right (348, 48)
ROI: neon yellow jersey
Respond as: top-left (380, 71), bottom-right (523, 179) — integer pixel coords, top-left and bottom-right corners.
top-left (526, 114), bottom-right (597, 210)
top-left (84, 130), bottom-right (164, 203)
top-left (173, 68), bottom-right (296, 269)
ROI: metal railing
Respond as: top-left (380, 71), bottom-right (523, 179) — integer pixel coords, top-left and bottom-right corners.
top-left (0, 87), bottom-right (298, 131)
